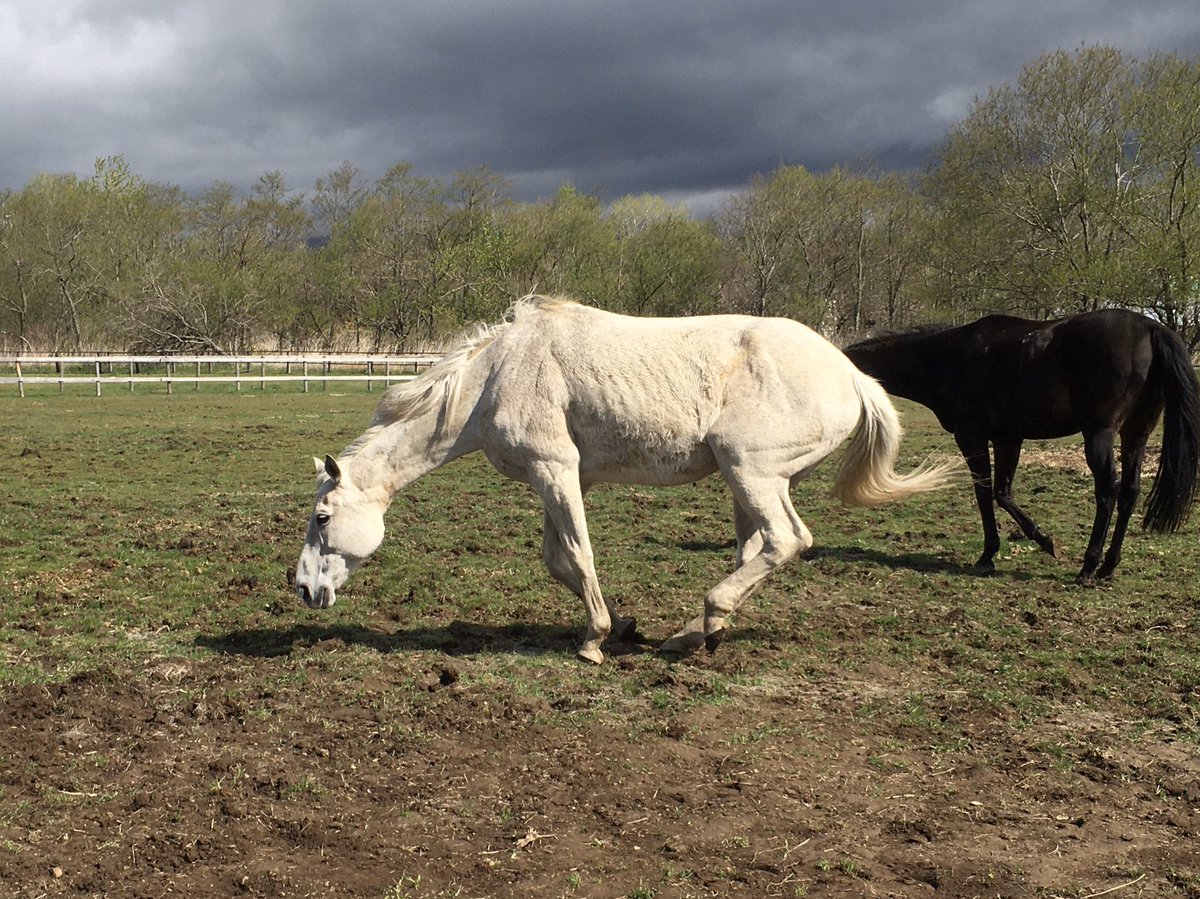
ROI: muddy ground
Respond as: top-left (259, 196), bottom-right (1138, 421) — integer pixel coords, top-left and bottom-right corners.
top-left (2, 633), bottom-right (1198, 899)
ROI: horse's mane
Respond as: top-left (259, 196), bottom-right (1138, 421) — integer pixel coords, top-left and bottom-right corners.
top-left (338, 295), bottom-right (568, 461)
top-left (844, 322), bottom-right (954, 351)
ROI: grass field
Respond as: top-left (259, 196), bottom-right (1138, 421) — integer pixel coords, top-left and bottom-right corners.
top-left (1, 387), bottom-right (1199, 897)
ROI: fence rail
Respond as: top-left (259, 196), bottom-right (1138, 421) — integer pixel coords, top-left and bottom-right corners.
top-left (0, 353), bottom-right (444, 397)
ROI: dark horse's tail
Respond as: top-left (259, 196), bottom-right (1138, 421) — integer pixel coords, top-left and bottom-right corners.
top-left (1143, 326), bottom-right (1200, 533)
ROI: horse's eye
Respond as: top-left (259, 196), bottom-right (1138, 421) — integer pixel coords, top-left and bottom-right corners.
top-left (315, 513), bottom-right (331, 527)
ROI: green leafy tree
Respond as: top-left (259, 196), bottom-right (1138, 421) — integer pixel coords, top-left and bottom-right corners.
top-left (717, 165), bottom-right (931, 335)
top-left (926, 45), bottom-right (1200, 345)
top-left (507, 185), bottom-right (618, 304)
top-left (608, 194), bottom-right (721, 315)
top-left (716, 168), bottom-right (811, 319)
top-left (1121, 51), bottom-right (1200, 343)
top-left (128, 172), bottom-right (310, 352)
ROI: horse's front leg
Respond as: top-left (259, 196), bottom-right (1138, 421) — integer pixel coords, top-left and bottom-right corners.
top-left (992, 439), bottom-right (1063, 559)
top-left (530, 460), bottom-right (614, 664)
top-left (541, 508), bottom-right (639, 644)
top-left (1078, 429), bottom-right (1119, 586)
top-left (954, 433), bottom-right (1001, 571)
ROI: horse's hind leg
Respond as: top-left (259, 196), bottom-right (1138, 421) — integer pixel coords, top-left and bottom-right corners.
top-left (661, 472), bottom-right (812, 657)
top-left (541, 508), bottom-right (639, 643)
top-left (992, 439), bottom-right (1063, 559)
top-left (732, 497), bottom-right (762, 568)
top-left (1078, 429), bottom-right (1119, 585)
top-left (1096, 421), bottom-right (1154, 580)
top-left (659, 496), bottom-right (767, 655)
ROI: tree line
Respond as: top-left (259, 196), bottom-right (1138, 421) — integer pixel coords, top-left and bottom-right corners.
top-left (2, 46), bottom-right (1199, 354)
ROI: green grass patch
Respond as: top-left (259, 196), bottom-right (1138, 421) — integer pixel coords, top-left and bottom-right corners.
top-left (1, 392), bottom-right (1198, 740)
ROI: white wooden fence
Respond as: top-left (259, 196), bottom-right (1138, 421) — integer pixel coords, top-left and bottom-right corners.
top-left (0, 353), bottom-right (444, 397)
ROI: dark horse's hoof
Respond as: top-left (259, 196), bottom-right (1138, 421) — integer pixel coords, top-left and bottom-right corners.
top-left (614, 617), bottom-right (642, 643)
top-left (972, 558), bottom-right (997, 576)
top-left (704, 628), bottom-right (726, 654)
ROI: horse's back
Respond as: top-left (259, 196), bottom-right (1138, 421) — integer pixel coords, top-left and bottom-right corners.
top-left (479, 302), bottom-right (861, 484)
top-left (499, 301), bottom-right (849, 411)
top-left (965, 309), bottom-right (1162, 436)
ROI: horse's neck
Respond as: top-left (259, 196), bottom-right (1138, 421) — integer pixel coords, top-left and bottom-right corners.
top-left (858, 338), bottom-right (949, 407)
top-left (348, 390), bottom-right (483, 499)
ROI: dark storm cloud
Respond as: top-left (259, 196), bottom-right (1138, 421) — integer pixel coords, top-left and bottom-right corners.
top-left (3, 0), bottom-right (1199, 208)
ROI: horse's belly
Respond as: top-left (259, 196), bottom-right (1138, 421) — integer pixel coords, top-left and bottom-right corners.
top-left (580, 440), bottom-right (719, 487)
top-left (991, 407), bottom-right (1079, 440)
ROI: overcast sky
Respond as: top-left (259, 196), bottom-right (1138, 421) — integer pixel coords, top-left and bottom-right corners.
top-left (3, 1), bottom-right (1199, 212)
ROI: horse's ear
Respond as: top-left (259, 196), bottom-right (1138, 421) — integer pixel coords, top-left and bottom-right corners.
top-left (312, 456), bottom-right (325, 474)
top-left (324, 454), bottom-right (342, 482)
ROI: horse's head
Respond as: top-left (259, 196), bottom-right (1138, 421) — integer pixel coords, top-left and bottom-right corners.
top-left (295, 455), bottom-right (387, 609)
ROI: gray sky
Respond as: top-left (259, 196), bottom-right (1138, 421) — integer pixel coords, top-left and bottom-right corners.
top-left (3, 0), bottom-right (1199, 211)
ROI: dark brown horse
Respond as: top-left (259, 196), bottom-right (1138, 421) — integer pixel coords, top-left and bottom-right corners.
top-left (844, 309), bottom-right (1200, 583)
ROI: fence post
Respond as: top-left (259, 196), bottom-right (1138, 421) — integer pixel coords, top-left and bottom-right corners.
top-left (95, 361), bottom-right (102, 397)
top-left (16, 359), bottom-right (23, 398)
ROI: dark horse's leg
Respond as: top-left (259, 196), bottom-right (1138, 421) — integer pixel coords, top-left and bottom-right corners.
top-left (1078, 428), bottom-right (1120, 585)
top-left (1095, 416), bottom-right (1156, 581)
top-left (954, 432), bottom-right (1001, 570)
top-left (992, 439), bottom-right (1063, 559)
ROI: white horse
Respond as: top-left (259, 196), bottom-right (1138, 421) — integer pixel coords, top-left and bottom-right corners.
top-left (295, 297), bottom-right (953, 663)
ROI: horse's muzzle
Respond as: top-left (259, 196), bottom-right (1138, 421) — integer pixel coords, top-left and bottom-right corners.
top-left (297, 583), bottom-right (335, 609)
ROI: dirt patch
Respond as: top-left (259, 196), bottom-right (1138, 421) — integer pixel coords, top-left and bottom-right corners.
top-left (1020, 442), bottom-right (1162, 475)
top-left (2, 649), bottom-right (1197, 899)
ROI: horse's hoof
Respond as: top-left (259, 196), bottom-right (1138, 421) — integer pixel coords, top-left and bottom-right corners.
top-left (659, 632), bottom-right (704, 659)
top-left (576, 647), bottom-right (604, 665)
top-left (1075, 572), bottom-right (1097, 588)
top-left (614, 617), bottom-right (641, 643)
top-left (705, 628), bottom-right (726, 654)
top-left (1044, 536), bottom-right (1065, 560)
top-left (972, 559), bottom-right (997, 576)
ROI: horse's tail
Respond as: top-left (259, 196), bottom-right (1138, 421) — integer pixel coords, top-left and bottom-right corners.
top-left (831, 369), bottom-right (958, 507)
top-left (1142, 326), bottom-right (1200, 533)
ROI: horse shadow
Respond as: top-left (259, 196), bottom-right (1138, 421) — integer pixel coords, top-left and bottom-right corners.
top-left (200, 541), bottom-right (1045, 662)
top-left (806, 544), bottom-right (1045, 581)
top-left (197, 618), bottom-right (798, 662)
top-left (195, 619), bottom-right (588, 660)
top-left (673, 536), bottom-right (1047, 581)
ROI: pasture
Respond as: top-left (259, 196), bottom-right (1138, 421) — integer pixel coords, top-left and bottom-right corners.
top-left (1, 388), bottom-right (1199, 898)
